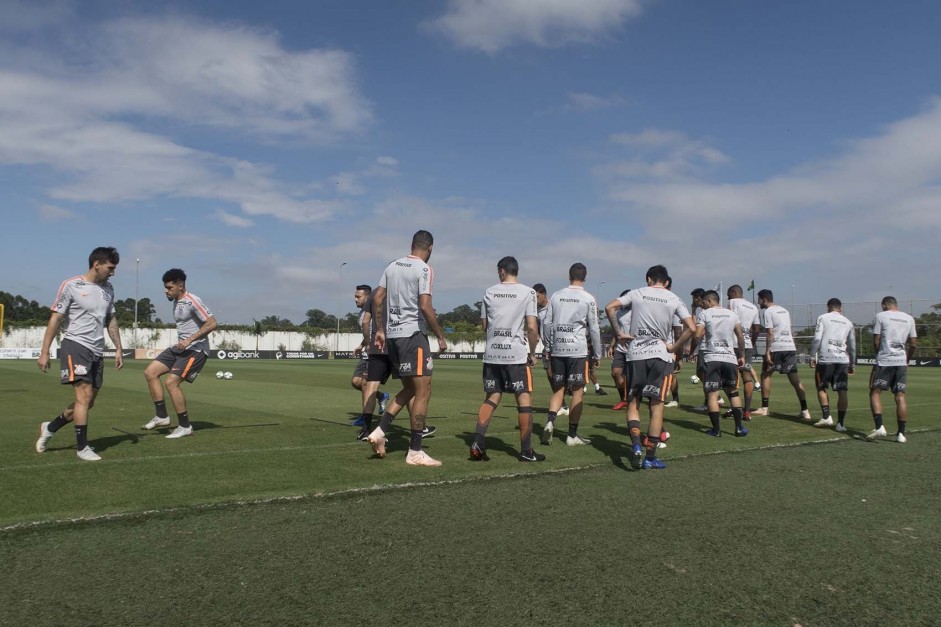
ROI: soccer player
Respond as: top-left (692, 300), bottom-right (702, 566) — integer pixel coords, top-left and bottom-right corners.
top-left (727, 284), bottom-right (761, 419)
top-left (608, 264), bottom-right (695, 470)
top-left (607, 289), bottom-right (632, 411)
top-left (867, 296), bottom-right (917, 442)
top-left (367, 230), bottom-right (448, 466)
top-left (141, 269), bottom-right (217, 438)
top-left (535, 283), bottom-right (568, 417)
top-left (35, 247), bottom-right (123, 461)
top-left (471, 256), bottom-right (544, 462)
top-left (809, 298), bottom-right (856, 432)
top-left (753, 289), bottom-right (812, 420)
top-left (695, 290), bottom-right (748, 437)
top-left (663, 276), bottom-right (683, 408)
top-left (540, 263), bottom-right (602, 446)
top-left (350, 284), bottom-right (389, 431)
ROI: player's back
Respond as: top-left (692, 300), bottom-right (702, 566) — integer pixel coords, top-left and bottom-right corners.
top-left (697, 307), bottom-right (738, 363)
top-left (621, 286), bottom-right (690, 362)
top-left (482, 282), bottom-right (537, 363)
top-left (729, 298), bottom-right (759, 349)
top-left (380, 255), bottom-right (432, 339)
top-left (547, 286), bottom-right (594, 357)
top-left (762, 304), bottom-right (795, 351)
top-left (873, 310), bottom-right (916, 366)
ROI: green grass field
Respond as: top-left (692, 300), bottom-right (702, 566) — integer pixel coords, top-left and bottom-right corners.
top-left (2, 358), bottom-right (939, 625)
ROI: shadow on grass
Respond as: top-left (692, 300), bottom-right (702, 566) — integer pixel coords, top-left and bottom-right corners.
top-left (585, 433), bottom-right (632, 471)
top-left (456, 430), bottom-right (522, 460)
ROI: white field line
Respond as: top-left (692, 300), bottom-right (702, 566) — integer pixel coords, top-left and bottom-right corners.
top-left (2, 427), bottom-right (937, 534)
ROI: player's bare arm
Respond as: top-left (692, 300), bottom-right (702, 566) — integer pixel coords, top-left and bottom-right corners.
top-left (355, 311), bottom-right (371, 356)
top-left (735, 323), bottom-right (745, 368)
top-left (177, 316), bottom-right (217, 351)
top-left (37, 311), bottom-right (65, 373)
top-left (418, 293), bottom-right (447, 353)
top-left (668, 316), bottom-right (696, 354)
top-left (526, 315), bottom-right (538, 365)
top-left (107, 314), bottom-right (124, 370)
top-left (604, 298), bottom-right (634, 344)
top-left (371, 286), bottom-right (387, 351)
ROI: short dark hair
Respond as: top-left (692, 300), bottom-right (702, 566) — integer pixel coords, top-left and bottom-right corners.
top-left (728, 284), bottom-right (743, 298)
top-left (497, 256), bottom-right (519, 276)
top-left (691, 288), bottom-right (706, 298)
top-left (533, 283), bottom-right (547, 295)
top-left (411, 230), bottom-right (434, 250)
top-left (704, 290), bottom-right (720, 304)
top-left (664, 276), bottom-right (672, 288)
top-left (827, 297), bottom-right (842, 310)
top-left (646, 265), bottom-right (668, 284)
top-left (356, 284), bottom-right (372, 294)
top-left (757, 289), bottom-right (773, 301)
top-left (619, 289), bottom-right (631, 297)
top-left (882, 296), bottom-right (897, 307)
top-left (89, 247), bottom-right (120, 268)
top-left (569, 263), bottom-right (587, 282)
top-left (162, 268), bottom-right (186, 284)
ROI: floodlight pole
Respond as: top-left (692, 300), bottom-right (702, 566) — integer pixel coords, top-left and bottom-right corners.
top-left (134, 258), bottom-right (140, 343)
top-left (336, 261), bottom-right (347, 353)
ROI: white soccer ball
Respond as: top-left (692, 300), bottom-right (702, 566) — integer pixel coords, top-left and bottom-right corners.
top-left (754, 381), bottom-right (762, 391)
top-left (224, 371), bottom-right (234, 380)
top-left (216, 371), bottom-right (224, 379)
top-left (690, 375), bottom-right (700, 384)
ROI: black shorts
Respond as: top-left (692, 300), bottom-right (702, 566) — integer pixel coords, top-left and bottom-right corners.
top-left (482, 363), bottom-right (533, 394)
top-left (549, 356), bottom-right (588, 392)
top-left (59, 339), bottom-right (104, 389)
top-left (629, 358), bottom-right (675, 401)
top-left (387, 332), bottom-right (433, 378)
top-left (366, 354), bottom-right (394, 384)
top-left (815, 363), bottom-right (849, 391)
top-left (611, 351), bottom-right (628, 371)
top-left (154, 347), bottom-right (208, 383)
top-left (352, 357), bottom-right (368, 379)
top-left (870, 365), bottom-right (907, 393)
top-left (767, 351), bottom-right (798, 374)
top-left (703, 360), bottom-right (740, 392)
top-left (696, 352), bottom-right (706, 375)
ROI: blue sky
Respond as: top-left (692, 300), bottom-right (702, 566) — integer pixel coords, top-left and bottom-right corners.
top-left (3, 0), bottom-right (940, 325)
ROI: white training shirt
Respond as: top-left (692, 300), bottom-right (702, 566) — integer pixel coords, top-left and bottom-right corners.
top-left (51, 276), bottom-right (116, 356)
top-left (480, 282), bottom-right (538, 364)
top-left (728, 298), bottom-right (760, 350)
top-left (761, 304), bottom-right (796, 352)
top-left (696, 307), bottom-right (740, 365)
top-left (617, 286), bottom-right (691, 363)
top-left (810, 311), bottom-right (856, 365)
top-left (872, 309), bottom-right (916, 367)
top-left (378, 255), bottom-right (433, 339)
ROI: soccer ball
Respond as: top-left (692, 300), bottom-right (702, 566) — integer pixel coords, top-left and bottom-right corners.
top-left (660, 431), bottom-right (671, 443)
top-left (216, 371), bottom-right (224, 379)
top-left (223, 371), bottom-right (234, 380)
top-left (754, 381), bottom-right (762, 391)
top-left (690, 375), bottom-right (700, 384)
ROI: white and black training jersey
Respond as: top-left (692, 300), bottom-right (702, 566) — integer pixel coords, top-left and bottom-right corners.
top-left (810, 311), bottom-right (856, 365)
top-left (542, 285), bottom-right (602, 360)
top-left (728, 298), bottom-right (760, 349)
top-left (173, 292), bottom-right (213, 355)
top-left (614, 306), bottom-right (633, 355)
top-left (51, 276), bottom-right (116, 356)
top-left (872, 310), bottom-right (916, 367)
top-left (761, 304), bottom-right (796, 352)
top-left (480, 282), bottom-right (538, 364)
top-left (617, 286), bottom-right (691, 363)
top-left (378, 255), bottom-right (433, 339)
top-left (696, 307), bottom-right (740, 365)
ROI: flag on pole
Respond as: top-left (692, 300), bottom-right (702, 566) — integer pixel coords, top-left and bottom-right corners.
top-left (747, 280), bottom-right (755, 291)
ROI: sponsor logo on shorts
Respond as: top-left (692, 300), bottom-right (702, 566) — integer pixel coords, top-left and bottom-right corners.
top-left (642, 384), bottom-right (662, 396)
top-left (74, 364), bottom-right (88, 376)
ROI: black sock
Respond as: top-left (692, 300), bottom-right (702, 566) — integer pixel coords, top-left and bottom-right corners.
top-left (567, 423), bottom-right (579, 438)
top-left (733, 407), bottom-right (743, 431)
top-left (628, 420), bottom-right (642, 447)
top-left (762, 397), bottom-right (770, 408)
top-left (837, 410), bottom-right (846, 426)
top-left (378, 411), bottom-right (394, 432)
top-left (672, 391), bottom-right (679, 402)
top-left (177, 411), bottom-right (190, 428)
top-left (709, 412), bottom-right (720, 431)
top-left (874, 413), bottom-right (883, 429)
top-left (473, 432), bottom-right (485, 447)
top-left (154, 400), bottom-right (169, 419)
top-left (546, 411), bottom-right (557, 425)
top-left (48, 414), bottom-right (68, 433)
top-left (409, 430), bottom-right (423, 451)
top-left (362, 413), bottom-right (374, 431)
top-left (821, 404), bottom-right (830, 419)
top-left (799, 399), bottom-right (808, 411)
top-left (897, 419), bottom-right (906, 434)
top-left (75, 425), bottom-right (88, 449)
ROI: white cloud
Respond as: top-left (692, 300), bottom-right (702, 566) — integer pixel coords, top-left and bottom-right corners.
top-left (213, 209), bottom-right (255, 228)
top-left (36, 203), bottom-right (75, 221)
top-left (425, 0), bottom-right (647, 54)
top-left (598, 128), bottom-right (730, 182)
top-left (376, 156), bottom-right (399, 167)
top-left (565, 92), bottom-right (627, 112)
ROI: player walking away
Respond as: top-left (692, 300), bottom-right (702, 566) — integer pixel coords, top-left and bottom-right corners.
top-left (689, 288), bottom-right (722, 411)
top-left (727, 284), bottom-right (761, 420)
top-left (350, 285), bottom-right (389, 430)
top-left (753, 289), bottom-right (812, 420)
top-left (867, 296), bottom-right (917, 442)
top-left (663, 276), bottom-right (682, 409)
top-left (36, 247), bottom-right (123, 461)
top-left (809, 298), bottom-right (856, 432)
top-left (587, 337), bottom-right (606, 395)
top-left (471, 257), bottom-right (544, 462)
top-left (607, 290), bottom-right (632, 411)
top-left (608, 264), bottom-right (695, 470)
top-left (695, 291), bottom-right (748, 437)
top-left (367, 230), bottom-right (448, 466)
top-left (541, 263), bottom-right (602, 446)
top-left (534, 283), bottom-right (568, 417)
top-left (142, 269), bottom-right (218, 438)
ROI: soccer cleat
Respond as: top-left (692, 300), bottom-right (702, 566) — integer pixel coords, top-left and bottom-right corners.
top-left (420, 425), bottom-right (436, 438)
top-left (36, 422), bottom-right (54, 453)
top-left (76, 446), bottom-right (101, 461)
top-left (705, 428), bottom-right (721, 437)
top-left (834, 423), bottom-right (847, 433)
top-left (595, 387), bottom-right (608, 396)
top-left (165, 426), bottom-right (193, 439)
top-left (735, 427), bottom-right (749, 437)
top-left (693, 404), bottom-right (708, 412)
top-left (557, 406), bottom-right (569, 417)
top-left (866, 426), bottom-right (887, 441)
top-left (351, 415), bottom-right (366, 427)
top-left (800, 409), bottom-right (813, 421)
top-left (630, 443), bottom-right (644, 470)
top-left (405, 449), bottom-right (442, 467)
top-left (814, 416), bottom-right (833, 428)
top-left (565, 435), bottom-right (591, 446)
top-left (540, 422), bottom-right (554, 445)
top-left (896, 432), bottom-right (907, 443)
top-left (611, 400), bottom-right (628, 411)
top-left (664, 400), bottom-right (679, 408)
top-left (469, 441), bottom-right (489, 461)
top-left (142, 416), bottom-right (171, 430)
top-left (356, 427), bottom-right (370, 441)
top-left (751, 407), bottom-right (769, 416)
top-left (377, 392), bottom-right (389, 414)
top-left (518, 449), bottom-right (546, 462)
top-left (656, 441), bottom-right (667, 449)
top-left (722, 409), bottom-right (734, 418)
top-left (368, 427), bottom-right (387, 458)
top-left (718, 398), bottom-right (725, 406)
top-left (642, 458), bottom-right (667, 470)
top-left (743, 412), bottom-right (752, 421)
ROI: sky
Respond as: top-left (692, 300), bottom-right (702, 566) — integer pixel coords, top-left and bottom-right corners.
top-left (2, 0), bottom-right (941, 325)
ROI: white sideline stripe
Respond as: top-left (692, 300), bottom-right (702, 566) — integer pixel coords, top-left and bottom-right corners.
top-left (3, 427), bottom-right (936, 534)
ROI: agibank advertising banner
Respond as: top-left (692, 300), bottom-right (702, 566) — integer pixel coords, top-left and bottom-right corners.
top-left (210, 349), bottom-right (328, 360)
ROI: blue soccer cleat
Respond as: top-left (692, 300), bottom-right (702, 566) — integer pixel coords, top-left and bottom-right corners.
top-left (705, 428), bottom-right (721, 437)
top-left (642, 458), bottom-right (667, 470)
top-left (351, 415), bottom-right (366, 427)
top-left (735, 427), bottom-right (749, 437)
top-left (630, 443), bottom-right (644, 470)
